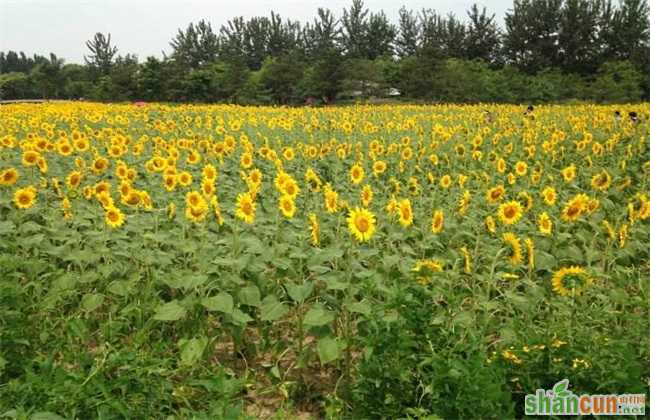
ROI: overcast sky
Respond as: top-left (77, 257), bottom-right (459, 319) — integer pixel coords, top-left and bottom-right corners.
top-left (0, 0), bottom-right (511, 64)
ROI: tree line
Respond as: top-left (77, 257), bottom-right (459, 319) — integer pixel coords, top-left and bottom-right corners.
top-left (1, 0), bottom-right (648, 104)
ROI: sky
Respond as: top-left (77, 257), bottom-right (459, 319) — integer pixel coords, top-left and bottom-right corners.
top-left (0, 0), bottom-right (511, 64)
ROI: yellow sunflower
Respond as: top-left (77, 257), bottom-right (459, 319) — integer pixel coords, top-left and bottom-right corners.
top-left (486, 185), bottom-right (505, 204)
top-left (398, 199), bottom-right (413, 227)
top-left (361, 185), bottom-right (373, 207)
top-left (0, 168), bottom-right (19, 186)
top-left (541, 186), bottom-right (557, 206)
top-left (308, 213), bottom-right (320, 246)
top-left (590, 170), bottom-right (611, 192)
top-left (538, 212), bottom-right (553, 235)
top-left (347, 207), bottom-right (376, 242)
top-left (105, 205), bottom-right (125, 228)
top-left (502, 233), bottom-right (522, 265)
top-left (236, 192), bottom-right (256, 224)
top-left (497, 200), bottom-right (524, 225)
top-left (350, 163), bottom-right (365, 185)
top-left (551, 266), bottom-right (592, 296)
top-left (431, 209), bottom-right (444, 234)
top-left (279, 195), bottom-right (296, 219)
top-left (13, 186), bottom-right (37, 209)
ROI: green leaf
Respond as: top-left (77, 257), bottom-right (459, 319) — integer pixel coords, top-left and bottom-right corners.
top-left (303, 305), bottom-right (335, 327)
top-left (286, 282), bottom-right (314, 304)
top-left (31, 413), bottom-right (66, 420)
top-left (0, 220), bottom-right (15, 235)
top-left (452, 311), bottom-right (473, 327)
top-left (230, 308), bottom-right (253, 326)
top-left (81, 293), bottom-right (104, 312)
top-left (238, 285), bottom-right (261, 307)
top-left (107, 280), bottom-right (131, 297)
top-left (345, 300), bottom-right (371, 317)
top-left (153, 300), bottom-right (187, 321)
top-left (317, 336), bottom-right (341, 364)
top-left (259, 295), bottom-right (289, 321)
top-left (201, 292), bottom-right (234, 314)
top-left (178, 336), bottom-right (208, 366)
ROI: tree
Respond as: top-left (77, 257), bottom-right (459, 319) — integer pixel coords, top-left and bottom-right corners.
top-left (590, 60), bottom-right (643, 102)
top-left (465, 5), bottom-right (501, 65)
top-left (300, 48), bottom-right (344, 102)
top-left (259, 53), bottom-right (305, 104)
top-left (365, 11), bottom-right (396, 59)
top-left (30, 53), bottom-right (65, 98)
top-left (303, 8), bottom-right (340, 60)
top-left (420, 10), bottom-right (467, 59)
top-left (341, 0), bottom-right (369, 58)
top-left (170, 20), bottom-right (219, 69)
top-left (558, 0), bottom-right (602, 74)
top-left (503, 0), bottom-right (563, 73)
top-left (85, 32), bottom-right (118, 75)
top-left (395, 7), bottom-right (420, 58)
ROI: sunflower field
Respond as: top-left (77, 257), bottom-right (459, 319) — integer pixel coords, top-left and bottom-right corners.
top-left (1, 102), bottom-right (649, 418)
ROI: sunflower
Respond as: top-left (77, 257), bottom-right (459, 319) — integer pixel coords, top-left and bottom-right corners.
top-left (431, 209), bottom-right (444, 234)
top-left (412, 259), bottom-right (444, 285)
top-left (372, 160), bottom-right (387, 176)
top-left (541, 186), bottom-right (557, 206)
top-left (498, 200), bottom-right (524, 225)
top-left (280, 178), bottom-right (300, 199)
top-left (186, 191), bottom-right (205, 208)
top-left (308, 213), bottom-right (320, 246)
top-left (538, 212), bottom-right (553, 235)
top-left (279, 195), bottom-right (296, 218)
top-left (561, 164), bottom-right (576, 183)
top-left (496, 158), bottom-right (506, 174)
top-left (551, 266), bottom-right (592, 296)
top-left (240, 152), bottom-right (253, 169)
top-left (96, 191), bottom-right (114, 209)
top-left (459, 246), bottom-right (472, 274)
top-left (361, 185), bottom-right (373, 207)
top-left (525, 238), bottom-right (535, 269)
top-left (561, 194), bottom-right (589, 222)
top-left (202, 164), bottom-right (218, 181)
top-left (324, 187), bottom-right (339, 213)
top-left (283, 147), bottom-right (295, 161)
top-left (618, 224), bottom-right (628, 248)
top-left (105, 205), bottom-right (125, 228)
top-left (440, 174), bottom-right (452, 189)
top-left (177, 171), bottom-right (193, 187)
top-left (350, 163), bottom-right (365, 185)
top-left (164, 174), bottom-right (177, 191)
top-left (347, 207), bottom-right (376, 242)
top-left (91, 157), bottom-right (109, 174)
top-left (236, 192), bottom-right (256, 224)
top-left (458, 190), bottom-right (471, 215)
top-left (305, 168), bottom-right (322, 192)
top-left (486, 185), bottom-right (505, 204)
top-left (398, 199), bottom-right (413, 227)
top-left (485, 216), bottom-right (497, 234)
top-left (185, 202), bottom-right (208, 223)
top-left (0, 168), bottom-right (19, 186)
top-left (22, 150), bottom-right (40, 167)
top-left (590, 170), bottom-right (611, 192)
top-left (502, 233), bottom-right (522, 265)
top-left (13, 186), bottom-right (37, 209)
top-left (210, 196), bottom-right (224, 226)
top-left (515, 161), bottom-right (528, 176)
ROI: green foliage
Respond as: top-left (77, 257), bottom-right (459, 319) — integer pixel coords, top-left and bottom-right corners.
top-left (589, 61), bottom-right (644, 103)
